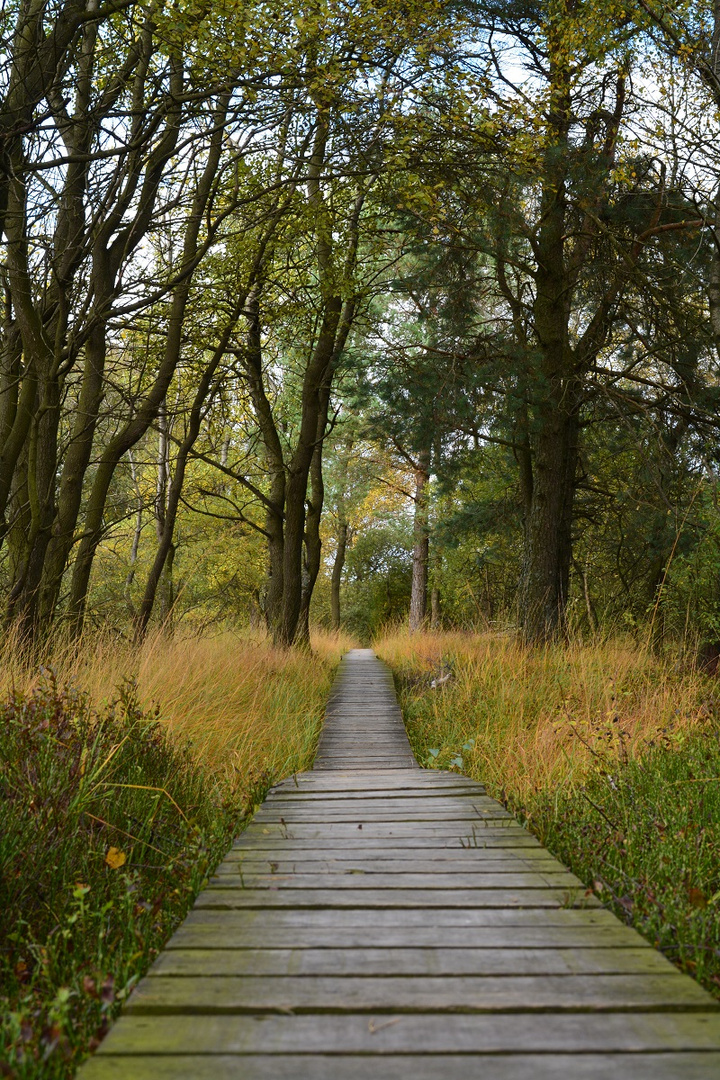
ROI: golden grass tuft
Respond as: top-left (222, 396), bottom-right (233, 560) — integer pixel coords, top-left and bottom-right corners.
top-left (375, 629), bottom-right (717, 802)
top-left (0, 626), bottom-right (355, 793)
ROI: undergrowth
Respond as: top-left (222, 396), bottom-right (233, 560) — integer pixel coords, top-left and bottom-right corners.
top-left (0, 675), bottom-right (239, 1079)
top-left (0, 630), bottom-right (345, 1078)
top-left (531, 732), bottom-right (720, 994)
top-left (377, 629), bottom-right (720, 998)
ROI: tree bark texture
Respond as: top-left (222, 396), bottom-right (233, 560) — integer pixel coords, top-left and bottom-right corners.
top-left (331, 520), bottom-right (348, 631)
top-left (409, 449), bottom-right (430, 633)
top-left (250, 107), bottom-right (363, 648)
top-left (297, 401), bottom-right (329, 649)
top-left (430, 586), bottom-right (441, 630)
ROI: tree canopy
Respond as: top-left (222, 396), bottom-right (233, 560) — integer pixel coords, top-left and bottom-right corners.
top-left (1, 0), bottom-right (720, 647)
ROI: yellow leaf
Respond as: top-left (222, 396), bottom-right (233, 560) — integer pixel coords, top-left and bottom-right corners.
top-left (105, 847), bottom-right (126, 870)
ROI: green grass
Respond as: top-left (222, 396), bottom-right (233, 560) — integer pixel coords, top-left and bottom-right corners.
top-left (377, 629), bottom-right (720, 999)
top-left (528, 732), bottom-right (720, 995)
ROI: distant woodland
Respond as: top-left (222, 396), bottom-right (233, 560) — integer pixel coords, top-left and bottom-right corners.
top-left (2, 0), bottom-right (720, 647)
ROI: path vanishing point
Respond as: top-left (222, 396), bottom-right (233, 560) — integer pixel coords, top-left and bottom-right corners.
top-left (79, 648), bottom-right (720, 1078)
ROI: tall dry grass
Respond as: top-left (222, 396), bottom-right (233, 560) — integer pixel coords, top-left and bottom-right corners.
top-left (0, 626), bottom-right (356, 793)
top-left (375, 630), bottom-right (720, 999)
top-left (375, 629), bottom-right (717, 801)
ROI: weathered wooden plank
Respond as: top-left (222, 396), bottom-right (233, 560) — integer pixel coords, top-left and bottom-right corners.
top-left (215, 851), bottom-right (569, 868)
top-left (315, 747), bottom-right (410, 756)
top-left (234, 833), bottom-right (544, 849)
top-left (206, 871), bottom-right (584, 890)
top-left (312, 761), bottom-right (416, 767)
top-left (272, 773), bottom-right (482, 787)
top-left (164, 924), bottom-right (651, 950)
top-left (314, 741), bottom-right (410, 747)
top-left (178, 905), bottom-right (633, 930)
top-left (313, 752), bottom-right (413, 759)
top-left (123, 972), bottom-right (713, 1014)
top-left (272, 783), bottom-right (488, 794)
top-left (192, 886), bottom-right (595, 908)
top-left (259, 793), bottom-right (498, 806)
top-left (238, 824), bottom-right (540, 839)
top-left (258, 791), bottom-right (500, 802)
top-left (252, 815), bottom-right (514, 826)
top-left (226, 842), bottom-right (552, 857)
top-left (313, 738), bottom-right (407, 743)
top-left (268, 780), bottom-right (487, 789)
top-left (150, 945), bottom-right (675, 978)
top-left (254, 809), bottom-right (514, 822)
top-left (222, 846), bottom-right (563, 861)
top-left (73, 1052), bottom-right (720, 1080)
top-left (78, 1011), bottom-right (720, 1056)
top-left (267, 789), bottom-right (489, 800)
top-left (314, 739), bottom-right (409, 745)
top-left (213, 860), bottom-right (574, 877)
top-left (311, 767), bottom-right (416, 772)
top-left (179, 904), bottom-right (628, 930)
top-left (314, 749), bottom-right (417, 767)
top-left (313, 751), bottom-right (412, 757)
top-left (274, 773), bottom-right (484, 781)
top-left (263, 797), bottom-right (490, 807)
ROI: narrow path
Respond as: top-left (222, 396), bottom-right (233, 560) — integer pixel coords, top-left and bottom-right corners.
top-left (80, 648), bottom-right (720, 1078)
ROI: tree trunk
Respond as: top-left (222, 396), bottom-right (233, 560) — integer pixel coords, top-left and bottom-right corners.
top-left (5, 373), bottom-right (62, 638)
top-left (274, 291), bottom-right (347, 648)
top-left (518, 45), bottom-right (578, 644)
top-left (66, 84), bottom-right (225, 636)
top-left (242, 283), bottom-right (286, 636)
top-left (123, 450), bottom-right (143, 618)
top-left (331, 520), bottom-right (348, 631)
top-left (430, 586), bottom-right (441, 630)
top-left (133, 297), bottom-right (245, 642)
top-left (264, 505), bottom-right (285, 634)
top-left (709, 179), bottom-right (720, 359)
top-left (270, 108), bottom-right (363, 647)
top-left (243, 110), bottom-right (363, 648)
top-left (37, 316), bottom-right (107, 626)
top-left (409, 448), bottom-right (430, 632)
top-left (518, 400), bottom-right (579, 641)
top-left (154, 405), bottom-right (174, 631)
top-left (4, 34), bottom-right (187, 642)
top-left (158, 541), bottom-right (176, 632)
top-left (296, 420), bottom-right (327, 650)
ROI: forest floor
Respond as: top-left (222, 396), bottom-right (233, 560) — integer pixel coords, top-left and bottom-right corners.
top-left (376, 630), bottom-right (720, 1000)
top-left (0, 628), bottom-right (351, 1080)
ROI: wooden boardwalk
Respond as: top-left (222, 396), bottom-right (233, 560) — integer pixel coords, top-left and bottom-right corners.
top-left (80, 648), bottom-right (720, 1078)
